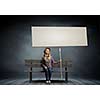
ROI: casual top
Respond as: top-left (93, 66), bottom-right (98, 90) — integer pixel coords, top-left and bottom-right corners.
top-left (41, 55), bottom-right (56, 68)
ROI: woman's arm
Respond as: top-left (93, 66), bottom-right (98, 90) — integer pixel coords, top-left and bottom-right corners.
top-left (51, 56), bottom-right (60, 64)
top-left (41, 57), bottom-right (48, 69)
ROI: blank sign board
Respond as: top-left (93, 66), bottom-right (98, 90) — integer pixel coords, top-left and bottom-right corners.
top-left (32, 27), bottom-right (88, 47)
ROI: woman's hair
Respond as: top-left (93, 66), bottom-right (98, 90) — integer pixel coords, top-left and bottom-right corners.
top-left (44, 47), bottom-right (51, 54)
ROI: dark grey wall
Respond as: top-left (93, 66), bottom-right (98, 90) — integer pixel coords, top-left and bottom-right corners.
top-left (0, 15), bottom-right (100, 79)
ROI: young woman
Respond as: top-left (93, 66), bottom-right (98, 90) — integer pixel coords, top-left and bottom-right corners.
top-left (41, 47), bottom-right (59, 84)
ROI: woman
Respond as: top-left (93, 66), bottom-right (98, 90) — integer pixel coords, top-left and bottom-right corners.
top-left (41, 47), bottom-right (59, 84)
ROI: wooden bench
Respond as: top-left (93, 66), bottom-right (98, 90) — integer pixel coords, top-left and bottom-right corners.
top-left (25, 59), bottom-right (72, 82)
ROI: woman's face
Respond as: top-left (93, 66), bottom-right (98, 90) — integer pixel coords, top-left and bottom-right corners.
top-left (45, 49), bottom-right (50, 54)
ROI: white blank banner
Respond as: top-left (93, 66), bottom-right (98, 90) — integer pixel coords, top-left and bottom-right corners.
top-left (32, 27), bottom-right (88, 47)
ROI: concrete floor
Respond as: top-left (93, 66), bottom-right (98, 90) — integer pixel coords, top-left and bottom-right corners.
top-left (0, 78), bottom-right (100, 85)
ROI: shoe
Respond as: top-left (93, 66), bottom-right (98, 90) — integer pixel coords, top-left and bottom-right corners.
top-left (46, 81), bottom-right (49, 84)
top-left (48, 80), bottom-right (51, 84)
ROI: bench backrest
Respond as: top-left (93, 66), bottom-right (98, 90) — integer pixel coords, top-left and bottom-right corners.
top-left (25, 59), bottom-right (72, 68)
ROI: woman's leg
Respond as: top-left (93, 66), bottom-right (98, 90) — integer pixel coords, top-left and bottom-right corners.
top-left (42, 65), bottom-right (52, 83)
top-left (48, 67), bottom-right (52, 81)
top-left (42, 65), bottom-right (49, 81)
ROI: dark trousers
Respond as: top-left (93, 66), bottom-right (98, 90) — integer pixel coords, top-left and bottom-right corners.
top-left (42, 65), bottom-right (52, 81)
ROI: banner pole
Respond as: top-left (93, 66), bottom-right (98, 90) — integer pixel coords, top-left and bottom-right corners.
top-left (59, 48), bottom-right (63, 79)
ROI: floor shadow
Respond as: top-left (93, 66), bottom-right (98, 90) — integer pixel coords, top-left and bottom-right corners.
top-left (30, 80), bottom-right (67, 84)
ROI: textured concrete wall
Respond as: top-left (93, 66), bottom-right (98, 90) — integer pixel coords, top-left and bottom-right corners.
top-left (0, 15), bottom-right (100, 79)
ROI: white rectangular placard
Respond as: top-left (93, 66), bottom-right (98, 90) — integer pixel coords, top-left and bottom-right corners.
top-left (32, 27), bottom-right (88, 47)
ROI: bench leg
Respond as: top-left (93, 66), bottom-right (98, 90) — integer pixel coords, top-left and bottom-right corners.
top-left (29, 67), bottom-right (32, 83)
top-left (65, 71), bottom-right (68, 82)
top-left (65, 67), bottom-right (68, 82)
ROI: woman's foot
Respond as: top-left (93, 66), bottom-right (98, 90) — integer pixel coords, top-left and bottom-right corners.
top-left (48, 80), bottom-right (51, 84)
top-left (46, 80), bottom-right (49, 84)
top-left (46, 80), bottom-right (51, 84)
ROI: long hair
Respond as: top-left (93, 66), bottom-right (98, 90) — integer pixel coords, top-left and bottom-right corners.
top-left (44, 47), bottom-right (51, 54)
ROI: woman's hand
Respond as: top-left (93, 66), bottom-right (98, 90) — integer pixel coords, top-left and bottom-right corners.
top-left (57, 60), bottom-right (62, 63)
top-left (54, 60), bottom-right (61, 64)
